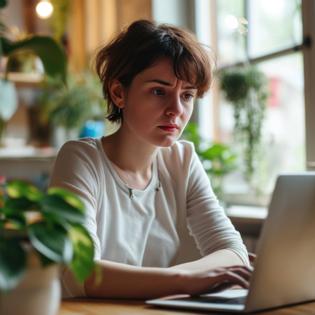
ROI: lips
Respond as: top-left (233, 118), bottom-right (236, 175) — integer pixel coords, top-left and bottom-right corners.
top-left (158, 124), bottom-right (179, 132)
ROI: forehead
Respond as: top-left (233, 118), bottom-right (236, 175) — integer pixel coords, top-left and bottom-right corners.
top-left (135, 58), bottom-right (195, 88)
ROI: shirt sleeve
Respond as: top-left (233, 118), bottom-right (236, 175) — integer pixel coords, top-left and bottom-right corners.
top-left (50, 140), bottom-right (102, 297)
top-left (186, 146), bottom-right (249, 266)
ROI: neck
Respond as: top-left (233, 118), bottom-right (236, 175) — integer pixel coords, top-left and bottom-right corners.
top-left (104, 128), bottom-right (157, 172)
top-left (102, 128), bottom-right (158, 189)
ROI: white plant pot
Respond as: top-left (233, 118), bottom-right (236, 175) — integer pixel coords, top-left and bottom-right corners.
top-left (0, 264), bottom-right (61, 315)
top-left (52, 126), bottom-right (79, 149)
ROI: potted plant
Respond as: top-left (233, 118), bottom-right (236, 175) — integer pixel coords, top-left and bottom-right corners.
top-left (219, 66), bottom-right (268, 182)
top-left (0, 178), bottom-right (95, 315)
top-left (183, 122), bottom-right (237, 201)
top-left (0, 0), bottom-right (67, 145)
top-left (39, 72), bottom-right (106, 147)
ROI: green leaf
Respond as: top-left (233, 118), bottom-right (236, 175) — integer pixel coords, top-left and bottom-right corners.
top-left (0, 0), bottom-right (7, 9)
top-left (6, 180), bottom-right (43, 201)
top-left (29, 222), bottom-right (73, 263)
top-left (3, 212), bottom-right (26, 229)
top-left (48, 187), bottom-right (85, 212)
top-left (69, 225), bottom-right (94, 282)
top-left (0, 238), bottom-right (26, 291)
top-left (4, 197), bottom-right (37, 213)
top-left (1, 36), bottom-right (67, 82)
top-left (41, 194), bottom-right (85, 224)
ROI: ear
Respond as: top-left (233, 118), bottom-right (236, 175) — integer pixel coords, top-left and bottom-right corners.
top-left (109, 80), bottom-right (126, 109)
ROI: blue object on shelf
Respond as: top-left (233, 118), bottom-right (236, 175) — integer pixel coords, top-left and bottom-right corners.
top-left (80, 120), bottom-right (105, 138)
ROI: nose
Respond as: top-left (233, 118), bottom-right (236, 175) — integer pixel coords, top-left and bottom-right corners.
top-left (165, 95), bottom-right (183, 117)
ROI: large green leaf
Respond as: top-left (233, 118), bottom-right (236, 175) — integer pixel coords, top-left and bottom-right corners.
top-left (48, 187), bottom-right (85, 212)
top-left (0, 0), bottom-right (7, 9)
top-left (41, 194), bottom-right (85, 224)
top-left (1, 36), bottom-right (66, 82)
top-left (0, 238), bottom-right (26, 291)
top-left (4, 197), bottom-right (38, 213)
top-left (69, 225), bottom-right (94, 282)
top-left (29, 222), bottom-right (73, 263)
top-left (6, 180), bottom-right (43, 201)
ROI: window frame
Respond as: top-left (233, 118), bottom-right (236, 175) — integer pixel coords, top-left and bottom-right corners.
top-left (194, 0), bottom-right (311, 206)
top-left (301, 0), bottom-right (315, 170)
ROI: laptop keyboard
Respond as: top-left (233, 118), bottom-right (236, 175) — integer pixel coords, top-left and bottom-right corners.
top-left (178, 295), bottom-right (246, 305)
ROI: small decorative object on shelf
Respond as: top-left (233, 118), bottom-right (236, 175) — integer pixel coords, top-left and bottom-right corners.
top-left (0, 0), bottom-right (67, 148)
top-left (0, 79), bottom-right (17, 146)
top-left (39, 73), bottom-right (106, 147)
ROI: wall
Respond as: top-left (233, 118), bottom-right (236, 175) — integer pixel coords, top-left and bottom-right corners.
top-left (70, 0), bottom-right (153, 72)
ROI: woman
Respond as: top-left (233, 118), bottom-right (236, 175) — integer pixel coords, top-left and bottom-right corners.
top-left (51, 19), bottom-right (251, 298)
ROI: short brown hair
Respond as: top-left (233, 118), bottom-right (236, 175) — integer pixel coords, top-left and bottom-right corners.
top-left (95, 19), bottom-right (213, 123)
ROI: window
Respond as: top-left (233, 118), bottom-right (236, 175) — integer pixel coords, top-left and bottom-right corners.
top-left (196, 0), bottom-right (306, 205)
top-left (153, 0), bottom-right (312, 206)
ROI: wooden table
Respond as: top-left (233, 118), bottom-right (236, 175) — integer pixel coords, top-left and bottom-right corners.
top-left (59, 298), bottom-right (315, 315)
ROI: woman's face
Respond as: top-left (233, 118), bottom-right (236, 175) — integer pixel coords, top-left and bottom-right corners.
top-left (114, 58), bottom-right (197, 147)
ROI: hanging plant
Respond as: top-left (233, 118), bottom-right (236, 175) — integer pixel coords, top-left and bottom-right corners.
top-left (220, 66), bottom-right (268, 181)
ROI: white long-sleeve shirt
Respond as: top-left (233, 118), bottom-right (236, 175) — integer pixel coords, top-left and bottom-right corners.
top-left (50, 137), bottom-right (249, 297)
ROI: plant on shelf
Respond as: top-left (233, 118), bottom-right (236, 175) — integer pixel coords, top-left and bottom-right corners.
top-left (219, 66), bottom-right (268, 182)
top-left (0, 0), bottom-right (67, 146)
top-left (0, 179), bottom-right (95, 315)
top-left (39, 72), bottom-right (106, 146)
top-left (183, 122), bottom-right (237, 201)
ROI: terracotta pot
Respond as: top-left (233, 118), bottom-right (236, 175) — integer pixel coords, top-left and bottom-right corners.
top-left (0, 264), bottom-right (61, 315)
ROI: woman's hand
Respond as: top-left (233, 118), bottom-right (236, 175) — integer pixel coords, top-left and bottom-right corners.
top-left (179, 265), bottom-right (253, 296)
top-left (84, 258), bottom-right (253, 299)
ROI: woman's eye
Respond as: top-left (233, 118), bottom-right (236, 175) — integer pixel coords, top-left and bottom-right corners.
top-left (182, 93), bottom-right (194, 102)
top-left (152, 88), bottom-right (165, 96)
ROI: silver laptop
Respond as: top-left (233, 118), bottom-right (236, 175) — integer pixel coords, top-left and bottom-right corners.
top-left (147, 173), bottom-right (315, 313)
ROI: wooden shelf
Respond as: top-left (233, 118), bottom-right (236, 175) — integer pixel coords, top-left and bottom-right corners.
top-left (0, 146), bottom-right (56, 161)
top-left (0, 72), bottom-right (43, 87)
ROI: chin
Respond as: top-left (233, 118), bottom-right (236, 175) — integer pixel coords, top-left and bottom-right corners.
top-left (154, 136), bottom-right (178, 147)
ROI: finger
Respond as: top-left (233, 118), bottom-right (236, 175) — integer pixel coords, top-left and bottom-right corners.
top-left (226, 267), bottom-right (252, 281)
top-left (209, 281), bottom-right (236, 293)
top-left (226, 271), bottom-right (250, 288)
top-left (226, 265), bottom-right (253, 272)
top-left (216, 270), bottom-right (250, 289)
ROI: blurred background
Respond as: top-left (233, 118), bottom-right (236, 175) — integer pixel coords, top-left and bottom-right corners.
top-left (1, 0), bottom-right (314, 248)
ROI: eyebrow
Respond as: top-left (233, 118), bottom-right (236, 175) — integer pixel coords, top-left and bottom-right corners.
top-left (145, 79), bottom-right (196, 90)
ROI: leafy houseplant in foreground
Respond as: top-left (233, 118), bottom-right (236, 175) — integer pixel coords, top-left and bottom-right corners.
top-left (0, 179), bottom-right (95, 314)
top-left (0, 180), bottom-right (94, 290)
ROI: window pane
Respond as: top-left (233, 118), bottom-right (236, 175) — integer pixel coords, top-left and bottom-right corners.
top-left (217, 0), bottom-right (247, 66)
top-left (248, 0), bottom-right (302, 57)
top-left (220, 53), bottom-right (305, 197)
top-left (257, 54), bottom-right (305, 192)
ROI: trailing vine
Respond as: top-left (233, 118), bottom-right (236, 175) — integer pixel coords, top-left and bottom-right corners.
top-left (220, 66), bottom-right (268, 181)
